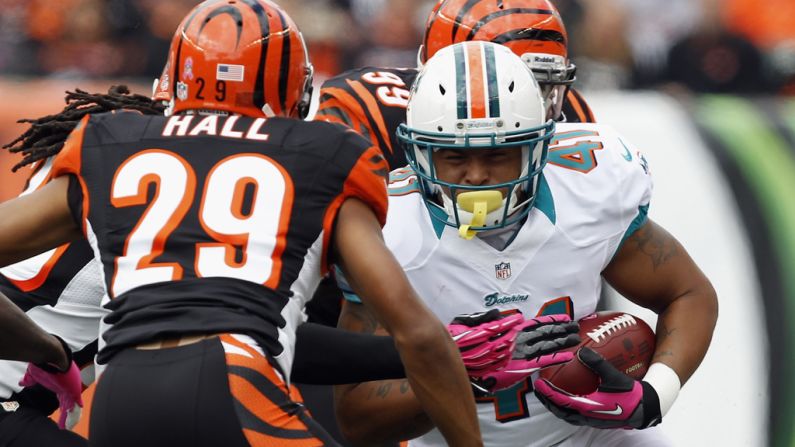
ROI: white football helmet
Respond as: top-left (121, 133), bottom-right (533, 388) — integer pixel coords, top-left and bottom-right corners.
top-left (397, 41), bottom-right (555, 237)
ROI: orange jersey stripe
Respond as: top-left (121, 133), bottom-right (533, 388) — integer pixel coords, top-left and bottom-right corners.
top-left (243, 430), bottom-right (323, 447)
top-left (51, 114), bottom-right (90, 235)
top-left (320, 144), bottom-right (388, 274)
top-left (346, 80), bottom-right (394, 153)
top-left (318, 87), bottom-right (376, 144)
top-left (316, 94), bottom-right (369, 135)
top-left (566, 89), bottom-right (596, 123)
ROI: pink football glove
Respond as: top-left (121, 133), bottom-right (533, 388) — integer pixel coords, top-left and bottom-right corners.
top-left (19, 337), bottom-right (83, 429)
top-left (480, 314), bottom-right (579, 392)
top-left (534, 347), bottom-right (662, 429)
top-left (447, 309), bottom-right (525, 376)
top-left (448, 311), bottom-right (579, 394)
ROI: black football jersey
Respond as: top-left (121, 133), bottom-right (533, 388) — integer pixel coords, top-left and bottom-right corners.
top-left (560, 87), bottom-right (596, 124)
top-left (52, 112), bottom-right (388, 366)
top-left (317, 66), bottom-right (596, 172)
top-left (317, 67), bottom-right (417, 170)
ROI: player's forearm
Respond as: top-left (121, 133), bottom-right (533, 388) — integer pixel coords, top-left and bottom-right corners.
top-left (334, 324), bottom-right (484, 447)
top-left (393, 319), bottom-right (482, 446)
top-left (0, 291), bottom-right (67, 367)
top-left (334, 379), bottom-right (432, 445)
top-left (652, 279), bottom-right (718, 385)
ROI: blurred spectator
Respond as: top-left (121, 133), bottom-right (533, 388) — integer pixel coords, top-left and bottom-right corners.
top-left (280, 0), bottom-right (360, 79)
top-left (347, 0), bottom-right (433, 68)
top-left (0, 0), bottom-right (193, 79)
top-left (559, 0), bottom-right (634, 91)
top-left (612, 0), bottom-right (701, 87)
top-left (662, 0), bottom-right (768, 94)
top-left (0, 0), bottom-right (790, 95)
top-left (723, 0), bottom-right (795, 94)
top-left (724, 0), bottom-right (795, 50)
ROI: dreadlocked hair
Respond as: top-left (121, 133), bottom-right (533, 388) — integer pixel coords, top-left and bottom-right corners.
top-left (2, 85), bottom-right (165, 172)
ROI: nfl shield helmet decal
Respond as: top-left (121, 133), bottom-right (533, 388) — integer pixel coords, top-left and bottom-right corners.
top-left (495, 262), bottom-right (511, 280)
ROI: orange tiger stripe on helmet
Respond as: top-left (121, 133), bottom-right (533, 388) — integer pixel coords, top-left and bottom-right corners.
top-left (153, 0), bottom-right (313, 119)
top-left (422, 0), bottom-right (568, 64)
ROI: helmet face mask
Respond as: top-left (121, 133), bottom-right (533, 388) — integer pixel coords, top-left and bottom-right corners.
top-left (397, 41), bottom-right (555, 237)
top-left (398, 126), bottom-right (553, 233)
top-left (421, 0), bottom-right (575, 120)
top-left (152, 0), bottom-right (313, 119)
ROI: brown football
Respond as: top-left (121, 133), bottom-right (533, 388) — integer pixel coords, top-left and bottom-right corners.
top-left (538, 311), bottom-right (655, 395)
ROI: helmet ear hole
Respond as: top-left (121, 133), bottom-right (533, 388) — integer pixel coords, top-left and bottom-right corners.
top-left (508, 81), bottom-right (515, 93)
top-left (439, 85), bottom-right (446, 95)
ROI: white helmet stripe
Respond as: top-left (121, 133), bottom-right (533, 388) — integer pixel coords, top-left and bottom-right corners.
top-left (454, 44), bottom-right (468, 119)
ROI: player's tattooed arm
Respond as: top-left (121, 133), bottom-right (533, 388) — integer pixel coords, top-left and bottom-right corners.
top-left (338, 300), bottom-right (383, 335)
top-left (336, 302), bottom-right (435, 443)
top-left (623, 219), bottom-right (679, 271)
top-left (334, 377), bottom-right (433, 445)
top-left (333, 198), bottom-right (481, 446)
top-left (652, 320), bottom-right (676, 363)
top-left (602, 219), bottom-right (718, 385)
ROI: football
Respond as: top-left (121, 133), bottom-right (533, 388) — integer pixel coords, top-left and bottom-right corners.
top-left (538, 311), bottom-right (655, 395)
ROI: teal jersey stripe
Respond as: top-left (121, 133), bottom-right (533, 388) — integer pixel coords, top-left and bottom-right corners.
top-left (484, 43), bottom-right (500, 118)
top-left (454, 44), bottom-right (467, 119)
top-left (550, 130), bottom-right (597, 145)
top-left (698, 96), bottom-right (795, 447)
top-left (614, 204), bottom-right (649, 258)
top-left (389, 168), bottom-right (415, 183)
top-left (388, 182), bottom-right (420, 196)
top-left (534, 174), bottom-right (556, 224)
top-left (428, 204), bottom-right (448, 239)
top-left (342, 291), bottom-right (362, 304)
top-left (334, 265), bottom-right (363, 303)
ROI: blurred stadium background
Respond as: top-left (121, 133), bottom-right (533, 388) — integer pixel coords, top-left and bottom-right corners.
top-left (1, 0), bottom-right (794, 445)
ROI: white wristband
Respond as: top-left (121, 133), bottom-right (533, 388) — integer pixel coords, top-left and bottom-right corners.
top-left (643, 362), bottom-right (681, 417)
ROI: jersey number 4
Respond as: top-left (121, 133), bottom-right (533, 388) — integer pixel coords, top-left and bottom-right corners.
top-left (110, 150), bottom-right (291, 297)
top-left (547, 130), bottom-right (603, 173)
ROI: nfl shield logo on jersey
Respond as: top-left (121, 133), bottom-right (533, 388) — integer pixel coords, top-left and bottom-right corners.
top-left (495, 262), bottom-right (511, 280)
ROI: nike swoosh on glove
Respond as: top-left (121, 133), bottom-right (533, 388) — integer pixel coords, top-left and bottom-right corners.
top-left (533, 347), bottom-right (662, 429)
top-left (478, 314), bottom-right (579, 393)
top-left (19, 336), bottom-right (83, 429)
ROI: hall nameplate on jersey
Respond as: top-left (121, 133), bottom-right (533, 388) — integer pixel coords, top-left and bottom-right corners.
top-left (162, 115), bottom-right (269, 141)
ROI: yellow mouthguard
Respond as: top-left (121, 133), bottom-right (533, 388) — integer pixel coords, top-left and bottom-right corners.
top-left (456, 190), bottom-right (503, 240)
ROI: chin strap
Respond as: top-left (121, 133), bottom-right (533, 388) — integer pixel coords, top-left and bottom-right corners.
top-left (457, 191), bottom-right (503, 240)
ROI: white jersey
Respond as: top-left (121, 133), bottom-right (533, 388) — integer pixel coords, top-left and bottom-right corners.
top-left (0, 158), bottom-right (106, 400)
top-left (345, 123), bottom-right (653, 446)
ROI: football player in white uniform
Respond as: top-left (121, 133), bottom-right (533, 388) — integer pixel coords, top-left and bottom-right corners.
top-left (0, 158), bottom-right (107, 446)
top-left (334, 41), bottom-right (718, 447)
